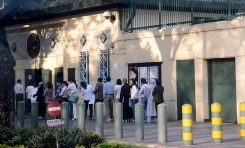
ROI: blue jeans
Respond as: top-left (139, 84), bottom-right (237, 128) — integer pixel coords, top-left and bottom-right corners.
top-left (140, 96), bottom-right (148, 120)
top-left (129, 99), bottom-right (138, 119)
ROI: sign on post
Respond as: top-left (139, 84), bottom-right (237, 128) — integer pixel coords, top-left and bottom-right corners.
top-left (47, 102), bottom-right (63, 127)
top-left (47, 101), bottom-right (61, 116)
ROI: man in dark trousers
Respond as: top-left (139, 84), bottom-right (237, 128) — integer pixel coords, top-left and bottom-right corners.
top-left (93, 77), bottom-right (104, 118)
top-left (14, 79), bottom-right (24, 113)
top-left (120, 78), bottom-right (131, 122)
top-left (93, 77), bottom-right (104, 103)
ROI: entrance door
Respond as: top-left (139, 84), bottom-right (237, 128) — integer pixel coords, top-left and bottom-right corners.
top-left (42, 69), bottom-right (52, 85)
top-left (128, 62), bottom-right (161, 86)
top-left (208, 58), bottom-right (236, 123)
top-left (25, 69), bottom-right (51, 86)
top-left (177, 60), bottom-right (196, 120)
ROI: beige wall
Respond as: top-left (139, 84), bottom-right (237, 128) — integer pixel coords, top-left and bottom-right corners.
top-left (120, 19), bottom-right (245, 122)
top-left (5, 11), bottom-right (245, 122)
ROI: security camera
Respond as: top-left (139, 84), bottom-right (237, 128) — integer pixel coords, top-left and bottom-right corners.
top-left (103, 11), bottom-right (112, 19)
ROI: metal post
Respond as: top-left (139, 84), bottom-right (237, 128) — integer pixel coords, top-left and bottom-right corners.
top-left (182, 104), bottom-right (193, 145)
top-left (158, 103), bottom-right (167, 143)
top-left (115, 102), bottom-right (123, 139)
top-left (135, 102), bottom-right (144, 141)
top-left (240, 102), bottom-right (245, 142)
top-left (31, 102), bottom-right (38, 127)
top-left (96, 102), bottom-right (104, 136)
top-left (211, 103), bottom-right (222, 143)
top-left (78, 102), bottom-right (85, 129)
top-left (61, 102), bottom-right (69, 128)
top-left (17, 101), bottom-right (25, 128)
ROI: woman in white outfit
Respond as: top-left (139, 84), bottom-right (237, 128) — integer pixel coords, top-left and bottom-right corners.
top-left (146, 79), bottom-right (157, 123)
top-left (81, 81), bottom-right (95, 120)
top-left (68, 78), bottom-right (78, 120)
top-left (114, 79), bottom-right (122, 103)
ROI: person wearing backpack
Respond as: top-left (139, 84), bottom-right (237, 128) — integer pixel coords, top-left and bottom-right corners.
top-left (139, 78), bottom-right (149, 122)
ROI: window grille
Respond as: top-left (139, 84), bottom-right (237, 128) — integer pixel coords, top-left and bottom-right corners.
top-left (99, 49), bottom-right (110, 83)
top-left (80, 51), bottom-right (89, 83)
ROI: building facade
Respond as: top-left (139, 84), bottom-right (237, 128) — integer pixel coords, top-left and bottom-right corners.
top-left (1, 0), bottom-right (245, 123)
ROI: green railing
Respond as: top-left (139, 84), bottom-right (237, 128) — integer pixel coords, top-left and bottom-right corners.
top-left (120, 0), bottom-right (245, 32)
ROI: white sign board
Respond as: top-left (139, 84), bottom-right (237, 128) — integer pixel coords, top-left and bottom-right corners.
top-left (47, 119), bottom-right (64, 127)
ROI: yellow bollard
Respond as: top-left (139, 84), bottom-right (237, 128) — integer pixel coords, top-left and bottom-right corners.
top-left (240, 102), bottom-right (245, 142)
top-left (182, 104), bottom-right (193, 145)
top-left (211, 103), bottom-right (222, 143)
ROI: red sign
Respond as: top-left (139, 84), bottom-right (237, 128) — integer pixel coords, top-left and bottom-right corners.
top-left (47, 102), bottom-right (61, 117)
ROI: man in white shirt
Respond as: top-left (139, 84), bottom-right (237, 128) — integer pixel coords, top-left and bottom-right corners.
top-left (26, 82), bottom-right (34, 114)
top-left (14, 79), bottom-right (24, 112)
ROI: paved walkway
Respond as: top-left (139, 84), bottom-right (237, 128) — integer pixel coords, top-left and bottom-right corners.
top-left (18, 116), bottom-right (244, 148)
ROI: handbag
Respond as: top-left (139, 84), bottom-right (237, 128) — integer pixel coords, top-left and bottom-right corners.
top-left (68, 95), bottom-right (78, 103)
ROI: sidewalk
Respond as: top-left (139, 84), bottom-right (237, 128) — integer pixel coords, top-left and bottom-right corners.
top-left (18, 116), bottom-right (244, 148)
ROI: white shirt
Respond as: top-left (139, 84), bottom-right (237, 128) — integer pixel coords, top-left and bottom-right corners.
top-left (29, 87), bottom-right (38, 103)
top-left (114, 85), bottom-right (122, 99)
top-left (130, 85), bottom-right (139, 99)
top-left (68, 82), bottom-right (77, 96)
top-left (26, 85), bottom-right (34, 99)
top-left (14, 83), bottom-right (24, 94)
top-left (59, 85), bottom-right (68, 98)
top-left (81, 85), bottom-right (94, 101)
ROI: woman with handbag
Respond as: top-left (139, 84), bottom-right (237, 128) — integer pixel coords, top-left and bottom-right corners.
top-left (68, 78), bottom-right (78, 120)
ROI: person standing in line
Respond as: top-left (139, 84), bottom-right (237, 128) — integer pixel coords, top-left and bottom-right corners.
top-left (129, 78), bottom-right (139, 121)
top-left (26, 81), bottom-right (34, 114)
top-left (120, 78), bottom-right (131, 122)
top-left (44, 82), bottom-right (53, 103)
top-left (139, 78), bottom-right (149, 121)
top-left (68, 78), bottom-right (78, 120)
top-left (55, 81), bottom-right (62, 95)
top-left (114, 79), bottom-right (122, 103)
top-left (58, 81), bottom-right (68, 103)
top-left (81, 81), bottom-right (94, 120)
top-left (34, 82), bottom-right (45, 119)
top-left (14, 79), bottom-right (24, 112)
top-left (103, 77), bottom-right (114, 121)
top-left (93, 77), bottom-right (104, 117)
top-left (55, 81), bottom-right (62, 102)
top-left (152, 79), bottom-right (164, 114)
top-left (146, 79), bottom-right (157, 123)
top-left (93, 77), bottom-right (104, 103)
top-left (29, 83), bottom-right (38, 103)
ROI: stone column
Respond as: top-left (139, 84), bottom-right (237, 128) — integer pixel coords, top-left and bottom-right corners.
top-left (194, 59), bottom-right (208, 122)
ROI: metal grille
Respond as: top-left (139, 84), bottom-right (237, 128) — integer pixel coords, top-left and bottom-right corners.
top-left (99, 49), bottom-right (110, 83)
top-left (121, 0), bottom-right (245, 32)
top-left (80, 51), bottom-right (89, 83)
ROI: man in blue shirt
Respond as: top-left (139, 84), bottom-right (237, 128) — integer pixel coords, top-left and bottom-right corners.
top-left (103, 76), bottom-right (114, 121)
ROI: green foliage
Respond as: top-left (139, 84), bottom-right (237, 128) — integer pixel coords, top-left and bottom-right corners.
top-left (82, 131), bottom-right (105, 148)
top-left (0, 127), bottom-right (105, 148)
top-left (0, 126), bottom-right (15, 144)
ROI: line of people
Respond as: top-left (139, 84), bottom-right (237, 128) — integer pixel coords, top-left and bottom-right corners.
top-left (18, 78), bottom-right (80, 120)
top-left (91, 77), bottom-right (164, 123)
top-left (15, 76), bottom-right (164, 122)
